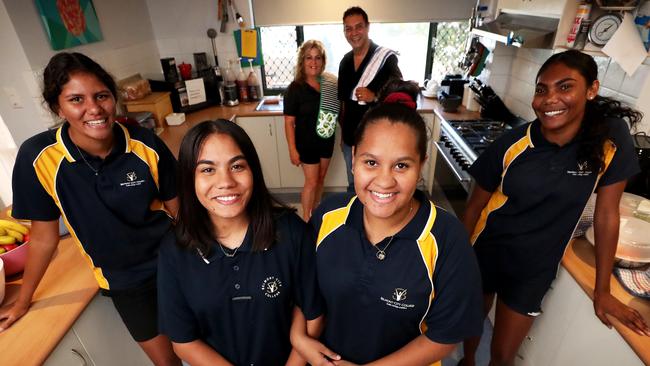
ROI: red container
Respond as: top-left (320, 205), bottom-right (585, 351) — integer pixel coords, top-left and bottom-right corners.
top-left (0, 241), bottom-right (29, 276)
top-left (178, 62), bottom-right (192, 80)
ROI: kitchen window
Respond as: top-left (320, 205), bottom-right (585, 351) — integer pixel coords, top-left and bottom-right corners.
top-left (259, 21), bottom-right (470, 95)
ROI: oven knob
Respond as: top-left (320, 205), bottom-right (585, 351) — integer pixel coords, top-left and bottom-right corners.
top-left (444, 141), bottom-right (453, 148)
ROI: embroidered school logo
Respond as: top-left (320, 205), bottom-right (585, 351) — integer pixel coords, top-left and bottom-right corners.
top-left (380, 287), bottom-right (415, 310)
top-left (261, 276), bottom-right (282, 298)
top-left (392, 288), bottom-right (407, 301)
top-left (120, 171), bottom-right (145, 187)
top-left (567, 160), bottom-right (592, 177)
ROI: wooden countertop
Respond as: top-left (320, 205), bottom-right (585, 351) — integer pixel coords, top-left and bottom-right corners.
top-left (0, 214), bottom-right (98, 366)
top-left (563, 239), bottom-right (650, 364)
top-left (157, 96), bottom-right (481, 157)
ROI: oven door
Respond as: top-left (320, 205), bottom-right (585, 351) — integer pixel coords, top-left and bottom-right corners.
top-left (433, 142), bottom-right (472, 216)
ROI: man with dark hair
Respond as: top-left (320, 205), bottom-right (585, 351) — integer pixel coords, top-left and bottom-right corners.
top-left (338, 6), bottom-right (402, 192)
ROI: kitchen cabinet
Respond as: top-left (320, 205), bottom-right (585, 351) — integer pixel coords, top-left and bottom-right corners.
top-left (515, 267), bottom-right (642, 366)
top-left (498, 0), bottom-right (566, 17)
top-left (236, 116), bottom-right (282, 188)
top-left (422, 113), bottom-right (438, 194)
top-left (45, 295), bottom-right (151, 366)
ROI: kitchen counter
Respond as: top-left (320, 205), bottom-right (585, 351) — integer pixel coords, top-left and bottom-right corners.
top-left (0, 213), bottom-right (98, 365)
top-left (157, 96), bottom-right (480, 157)
top-left (562, 238), bottom-right (650, 364)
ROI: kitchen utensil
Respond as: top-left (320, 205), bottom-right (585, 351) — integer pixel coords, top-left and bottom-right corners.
top-left (165, 113), bottom-right (186, 126)
top-left (422, 79), bottom-right (439, 98)
top-left (439, 92), bottom-right (462, 112)
top-left (220, 0), bottom-right (229, 32)
top-left (585, 216), bottom-right (650, 267)
top-left (207, 28), bottom-right (220, 67)
top-left (229, 0), bottom-right (245, 28)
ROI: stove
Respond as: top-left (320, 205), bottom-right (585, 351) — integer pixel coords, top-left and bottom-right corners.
top-left (435, 119), bottom-right (510, 193)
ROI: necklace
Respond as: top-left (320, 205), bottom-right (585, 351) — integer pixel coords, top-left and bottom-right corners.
top-left (74, 143), bottom-right (99, 176)
top-left (372, 199), bottom-right (415, 261)
top-left (218, 241), bottom-right (240, 258)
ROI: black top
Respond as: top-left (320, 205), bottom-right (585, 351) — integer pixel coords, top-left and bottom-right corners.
top-left (311, 191), bottom-right (483, 363)
top-left (157, 210), bottom-right (323, 366)
top-left (284, 80), bottom-right (334, 149)
top-left (337, 41), bottom-right (402, 146)
top-left (469, 118), bottom-right (640, 276)
top-left (11, 123), bottom-right (177, 290)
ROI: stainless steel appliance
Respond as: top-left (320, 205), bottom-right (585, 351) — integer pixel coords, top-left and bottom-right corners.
top-left (434, 118), bottom-right (511, 214)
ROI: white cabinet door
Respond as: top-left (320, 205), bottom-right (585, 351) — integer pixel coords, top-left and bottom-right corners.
top-left (45, 328), bottom-right (94, 366)
top-left (236, 116), bottom-right (282, 188)
top-left (274, 116), bottom-right (306, 188)
top-left (72, 295), bottom-right (151, 366)
top-left (422, 113), bottom-right (438, 193)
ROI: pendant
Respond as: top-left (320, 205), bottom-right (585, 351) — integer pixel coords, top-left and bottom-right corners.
top-left (376, 251), bottom-right (386, 260)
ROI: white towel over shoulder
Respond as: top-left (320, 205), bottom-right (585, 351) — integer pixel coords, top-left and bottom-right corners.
top-left (350, 46), bottom-right (397, 101)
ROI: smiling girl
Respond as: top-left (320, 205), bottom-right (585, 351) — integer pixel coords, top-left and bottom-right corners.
top-left (157, 120), bottom-right (323, 365)
top-left (460, 50), bottom-right (649, 366)
top-left (293, 81), bottom-right (483, 365)
top-left (1, 52), bottom-right (180, 365)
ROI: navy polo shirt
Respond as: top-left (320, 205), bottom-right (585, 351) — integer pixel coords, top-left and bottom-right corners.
top-left (157, 210), bottom-right (322, 366)
top-left (469, 118), bottom-right (640, 276)
top-left (12, 122), bottom-right (177, 290)
top-left (311, 191), bottom-right (483, 364)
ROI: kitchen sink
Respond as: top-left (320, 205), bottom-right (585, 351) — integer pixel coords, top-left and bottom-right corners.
top-left (254, 96), bottom-right (283, 112)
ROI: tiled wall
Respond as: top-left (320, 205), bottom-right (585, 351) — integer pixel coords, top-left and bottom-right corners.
top-left (480, 40), bottom-right (650, 133)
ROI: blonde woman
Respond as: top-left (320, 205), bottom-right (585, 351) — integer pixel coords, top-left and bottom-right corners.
top-left (284, 40), bottom-right (339, 221)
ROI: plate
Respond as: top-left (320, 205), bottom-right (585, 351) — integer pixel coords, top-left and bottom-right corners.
top-left (585, 216), bottom-right (650, 262)
top-left (422, 90), bottom-right (436, 99)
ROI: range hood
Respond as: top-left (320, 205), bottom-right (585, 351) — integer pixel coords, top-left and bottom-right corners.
top-left (471, 13), bottom-right (559, 49)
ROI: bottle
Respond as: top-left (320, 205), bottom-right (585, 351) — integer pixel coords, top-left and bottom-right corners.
top-left (572, 20), bottom-right (591, 50)
top-left (246, 59), bottom-right (261, 102)
top-left (236, 59), bottom-right (249, 103)
top-left (567, 2), bottom-right (591, 48)
top-left (224, 60), bottom-right (239, 106)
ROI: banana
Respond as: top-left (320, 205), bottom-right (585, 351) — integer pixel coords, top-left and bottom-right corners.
top-left (5, 228), bottom-right (23, 242)
top-left (0, 235), bottom-right (16, 245)
top-left (0, 219), bottom-right (29, 235)
top-left (0, 228), bottom-right (5, 236)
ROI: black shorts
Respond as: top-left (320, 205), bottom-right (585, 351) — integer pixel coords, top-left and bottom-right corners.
top-left (297, 138), bottom-right (335, 164)
top-left (101, 276), bottom-right (160, 342)
top-left (475, 245), bottom-right (556, 316)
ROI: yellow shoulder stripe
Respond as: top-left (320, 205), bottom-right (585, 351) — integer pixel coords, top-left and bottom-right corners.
top-left (416, 202), bottom-right (438, 335)
top-left (316, 196), bottom-right (356, 248)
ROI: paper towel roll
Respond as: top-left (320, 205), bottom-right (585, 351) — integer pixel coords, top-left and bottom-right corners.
top-left (462, 84), bottom-right (471, 107)
top-left (466, 90), bottom-right (480, 112)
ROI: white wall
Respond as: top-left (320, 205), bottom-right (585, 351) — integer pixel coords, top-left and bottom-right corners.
top-left (146, 0), bottom-right (249, 73)
top-left (480, 41), bottom-right (650, 134)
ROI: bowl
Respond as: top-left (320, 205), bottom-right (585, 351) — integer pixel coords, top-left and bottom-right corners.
top-left (165, 112), bottom-right (186, 126)
top-left (0, 241), bottom-right (29, 276)
top-left (585, 216), bottom-right (650, 268)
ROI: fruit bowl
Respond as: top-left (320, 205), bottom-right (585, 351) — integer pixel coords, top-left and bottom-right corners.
top-left (0, 241), bottom-right (29, 276)
top-left (0, 219), bottom-right (30, 276)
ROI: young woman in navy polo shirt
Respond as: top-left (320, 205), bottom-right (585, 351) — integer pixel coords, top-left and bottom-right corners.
top-left (460, 50), bottom-right (650, 366)
top-left (1, 53), bottom-right (180, 365)
top-left (292, 81), bottom-right (483, 365)
top-left (157, 119), bottom-right (323, 365)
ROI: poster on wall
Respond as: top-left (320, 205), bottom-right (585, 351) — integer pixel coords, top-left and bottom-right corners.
top-left (35, 0), bottom-right (103, 50)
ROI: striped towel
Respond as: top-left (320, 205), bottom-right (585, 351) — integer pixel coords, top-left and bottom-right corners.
top-left (613, 265), bottom-right (650, 298)
top-left (317, 72), bottom-right (339, 139)
top-left (350, 46), bottom-right (397, 102)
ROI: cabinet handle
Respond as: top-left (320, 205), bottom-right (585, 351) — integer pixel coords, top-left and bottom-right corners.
top-left (516, 353), bottom-right (525, 360)
top-left (526, 335), bottom-right (533, 341)
top-left (269, 124), bottom-right (273, 136)
top-left (70, 349), bottom-right (89, 366)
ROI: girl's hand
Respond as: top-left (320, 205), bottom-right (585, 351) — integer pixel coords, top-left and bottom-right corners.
top-left (290, 148), bottom-right (301, 166)
top-left (594, 292), bottom-right (650, 336)
top-left (0, 302), bottom-right (30, 332)
top-left (291, 333), bottom-right (340, 366)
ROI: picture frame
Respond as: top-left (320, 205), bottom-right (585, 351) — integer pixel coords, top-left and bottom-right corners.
top-left (35, 0), bottom-right (103, 50)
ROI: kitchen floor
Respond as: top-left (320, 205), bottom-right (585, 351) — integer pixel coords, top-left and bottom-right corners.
top-left (273, 183), bottom-right (493, 366)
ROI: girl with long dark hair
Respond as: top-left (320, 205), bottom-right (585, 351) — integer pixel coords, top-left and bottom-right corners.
top-left (157, 119), bottom-right (323, 365)
top-left (460, 50), bottom-right (650, 366)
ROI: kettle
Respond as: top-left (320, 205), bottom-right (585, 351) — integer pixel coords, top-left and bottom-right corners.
top-left (178, 62), bottom-right (192, 80)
